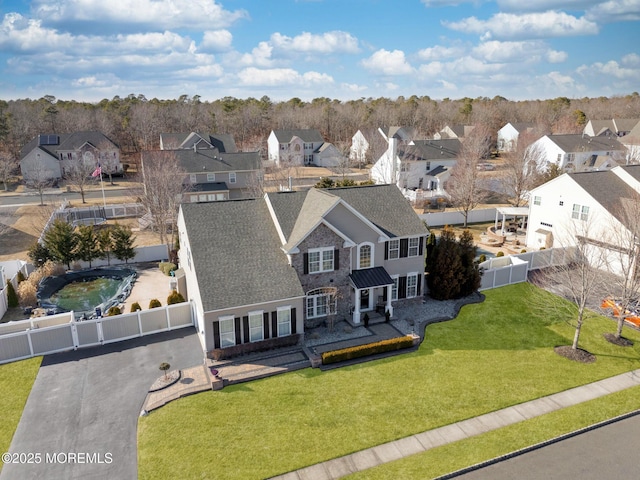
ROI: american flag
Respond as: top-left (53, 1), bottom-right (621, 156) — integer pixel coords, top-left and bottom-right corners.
top-left (91, 163), bottom-right (102, 177)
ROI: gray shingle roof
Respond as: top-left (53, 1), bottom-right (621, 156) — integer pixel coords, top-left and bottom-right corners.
top-left (151, 150), bottom-right (260, 173)
top-left (273, 129), bottom-right (324, 143)
top-left (401, 139), bottom-right (461, 161)
top-left (547, 134), bottom-right (625, 153)
top-left (569, 170), bottom-right (638, 230)
top-left (181, 199), bottom-right (305, 312)
top-left (20, 131), bottom-right (118, 159)
top-left (283, 189), bottom-right (340, 250)
top-left (265, 190), bottom-right (308, 241)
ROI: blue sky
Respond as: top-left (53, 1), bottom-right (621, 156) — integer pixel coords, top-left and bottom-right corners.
top-left (0, 0), bottom-right (638, 102)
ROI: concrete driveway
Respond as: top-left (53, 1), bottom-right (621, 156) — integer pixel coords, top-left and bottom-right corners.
top-left (1, 327), bottom-right (204, 480)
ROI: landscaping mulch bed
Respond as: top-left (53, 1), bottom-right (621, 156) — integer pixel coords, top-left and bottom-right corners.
top-left (603, 333), bottom-right (634, 347)
top-left (554, 346), bottom-right (596, 363)
top-left (149, 370), bottom-right (181, 392)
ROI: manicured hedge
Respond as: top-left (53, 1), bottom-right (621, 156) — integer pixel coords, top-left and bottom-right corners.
top-left (209, 334), bottom-right (301, 361)
top-left (321, 335), bottom-right (415, 365)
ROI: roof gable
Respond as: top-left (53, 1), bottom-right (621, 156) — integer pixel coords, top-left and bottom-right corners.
top-left (273, 129), bottom-right (324, 143)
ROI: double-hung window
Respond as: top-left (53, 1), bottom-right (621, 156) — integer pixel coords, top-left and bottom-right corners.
top-left (307, 294), bottom-right (329, 318)
top-left (391, 276), bottom-right (399, 301)
top-left (229, 172), bottom-right (236, 184)
top-left (533, 196), bottom-right (541, 206)
top-left (219, 316), bottom-right (235, 348)
top-left (408, 238), bottom-right (420, 257)
top-left (572, 204), bottom-right (589, 221)
top-left (248, 311), bottom-right (263, 342)
top-left (358, 243), bottom-right (372, 269)
top-left (388, 239), bottom-right (400, 260)
top-left (207, 173), bottom-right (215, 182)
top-left (277, 307), bottom-right (291, 337)
top-left (407, 273), bottom-right (418, 298)
top-left (308, 247), bottom-right (334, 273)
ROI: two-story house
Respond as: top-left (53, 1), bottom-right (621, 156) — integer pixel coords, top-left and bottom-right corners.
top-left (527, 133), bottom-right (627, 172)
top-left (151, 132), bottom-right (261, 202)
top-left (267, 129), bottom-right (345, 167)
top-left (497, 122), bottom-right (536, 152)
top-left (20, 131), bottom-right (121, 181)
top-left (582, 118), bottom-right (640, 138)
top-left (526, 165), bottom-right (640, 275)
top-left (176, 184), bottom-right (429, 354)
top-left (371, 137), bottom-right (461, 198)
top-left (434, 125), bottom-right (474, 141)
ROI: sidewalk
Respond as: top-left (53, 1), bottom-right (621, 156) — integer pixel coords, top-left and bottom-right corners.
top-left (270, 369), bottom-right (640, 480)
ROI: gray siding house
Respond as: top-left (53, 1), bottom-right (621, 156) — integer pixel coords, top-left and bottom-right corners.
top-left (177, 184), bottom-right (429, 354)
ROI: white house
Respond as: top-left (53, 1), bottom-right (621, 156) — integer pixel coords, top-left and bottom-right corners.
top-left (267, 129), bottom-right (326, 166)
top-left (497, 122), bottom-right (535, 152)
top-left (583, 118), bottom-right (640, 138)
top-left (527, 133), bottom-right (627, 172)
top-left (619, 121), bottom-right (640, 164)
top-left (526, 165), bottom-right (640, 275)
top-left (371, 137), bottom-right (461, 198)
top-left (20, 131), bottom-right (121, 181)
top-left (434, 125), bottom-right (474, 140)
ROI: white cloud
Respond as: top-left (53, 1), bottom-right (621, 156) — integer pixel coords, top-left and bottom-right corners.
top-left (239, 41), bottom-right (275, 67)
top-left (416, 45), bottom-right (465, 61)
top-left (200, 30), bottom-right (233, 52)
top-left (341, 83), bottom-right (368, 93)
top-left (31, 0), bottom-right (248, 30)
top-left (546, 49), bottom-right (568, 63)
top-left (270, 31), bottom-right (359, 54)
top-left (586, 0), bottom-right (640, 22)
top-left (496, 0), bottom-right (600, 12)
top-left (0, 13), bottom-right (74, 52)
top-left (472, 40), bottom-right (567, 64)
top-left (361, 49), bottom-right (414, 76)
top-left (237, 67), bottom-right (333, 87)
top-left (445, 11), bottom-right (599, 39)
top-left (577, 58), bottom-right (639, 79)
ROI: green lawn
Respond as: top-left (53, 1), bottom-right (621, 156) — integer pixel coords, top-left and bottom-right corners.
top-left (347, 385), bottom-right (640, 479)
top-left (0, 357), bottom-right (41, 473)
top-left (138, 284), bottom-right (640, 480)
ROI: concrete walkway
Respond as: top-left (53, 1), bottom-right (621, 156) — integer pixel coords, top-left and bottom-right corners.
top-left (270, 369), bottom-right (640, 480)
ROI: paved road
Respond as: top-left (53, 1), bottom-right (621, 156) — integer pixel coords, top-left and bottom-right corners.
top-left (0, 328), bottom-right (204, 480)
top-left (0, 187), bottom-right (130, 207)
top-left (453, 413), bottom-right (640, 480)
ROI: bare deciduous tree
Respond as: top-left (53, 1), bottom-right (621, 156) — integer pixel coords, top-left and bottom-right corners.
top-left (446, 125), bottom-right (492, 227)
top-left (531, 215), bottom-right (608, 358)
top-left (23, 160), bottom-right (54, 206)
top-left (601, 193), bottom-right (640, 343)
top-left (501, 131), bottom-right (545, 206)
top-left (0, 147), bottom-right (18, 191)
top-left (136, 151), bottom-right (189, 247)
top-left (64, 155), bottom-right (96, 204)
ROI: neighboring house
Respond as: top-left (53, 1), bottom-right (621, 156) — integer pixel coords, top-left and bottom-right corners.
top-left (177, 184), bottom-right (429, 354)
top-left (434, 125), bottom-right (474, 140)
top-left (268, 129), bottom-right (344, 167)
top-left (20, 131), bottom-right (121, 181)
top-left (497, 122), bottom-right (536, 152)
top-left (526, 165), bottom-right (640, 274)
top-left (371, 137), bottom-right (461, 198)
top-left (153, 132), bottom-right (260, 202)
top-left (619, 121), bottom-right (640, 164)
top-left (582, 118), bottom-right (640, 137)
top-left (527, 133), bottom-right (627, 172)
top-left (350, 128), bottom-right (386, 168)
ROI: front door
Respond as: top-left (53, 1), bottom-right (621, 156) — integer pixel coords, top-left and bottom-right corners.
top-left (360, 288), bottom-right (371, 311)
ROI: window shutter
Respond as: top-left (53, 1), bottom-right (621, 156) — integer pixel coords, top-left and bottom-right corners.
top-left (242, 316), bottom-right (249, 344)
top-left (271, 311), bottom-right (277, 338)
top-left (400, 238), bottom-right (409, 258)
top-left (263, 312), bottom-right (270, 339)
top-left (213, 321), bottom-right (221, 349)
top-left (419, 237), bottom-right (424, 256)
top-left (384, 242), bottom-right (389, 260)
top-left (303, 253), bottom-right (309, 274)
top-left (398, 276), bottom-right (407, 299)
top-left (417, 274), bottom-right (422, 296)
top-left (334, 249), bottom-right (339, 270)
top-left (291, 308), bottom-right (297, 334)
top-left (234, 317), bottom-right (241, 345)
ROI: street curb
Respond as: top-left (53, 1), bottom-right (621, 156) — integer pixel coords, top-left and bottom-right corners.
top-left (436, 408), bottom-right (640, 479)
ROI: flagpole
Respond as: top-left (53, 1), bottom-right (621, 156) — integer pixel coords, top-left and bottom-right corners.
top-left (100, 170), bottom-right (106, 209)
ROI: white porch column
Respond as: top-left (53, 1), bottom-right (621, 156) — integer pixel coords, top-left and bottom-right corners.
top-left (386, 285), bottom-right (393, 317)
top-left (353, 288), bottom-right (361, 324)
top-left (494, 209), bottom-right (499, 232)
top-left (500, 212), bottom-right (507, 236)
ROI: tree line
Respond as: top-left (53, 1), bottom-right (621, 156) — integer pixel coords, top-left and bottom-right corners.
top-left (1, 93), bottom-right (639, 165)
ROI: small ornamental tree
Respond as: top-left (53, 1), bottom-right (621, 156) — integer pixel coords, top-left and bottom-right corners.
top-left (28, 241), bottom-right (52, 268)
top-left (6, 280), bottom-right (19, 308)
top-left (149, 299), bottom-right (162, 309)
top-left (159, 362), bottom-right (170, 380)
top-left (107, 306), bottom-right (121, 316)
top-left (130, 302), bottom-right (141, 312)
top-left (16, 271), bottom-right (26, 283)
top-left (167, 290), bottom-right (185, 305)
top-left (426, 226), bottom-right (465, 300)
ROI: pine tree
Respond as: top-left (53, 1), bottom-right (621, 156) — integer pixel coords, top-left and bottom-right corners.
top-left (98, 228), bottom-right (113, 265)
top-left (27, 242), bottom-right (52, 268)
top-left (6, 280), bottom-right (19, 308)
top-left (458, 229), bottom-right (481, 296)
top-left (75, 225), bottom-right (100, 268)
top-left (427, 226), bottom-right (465, 300)
top-left (111, 224), bottom-right (136, 264)
top-left (43, 219), bottom-right (78, 269)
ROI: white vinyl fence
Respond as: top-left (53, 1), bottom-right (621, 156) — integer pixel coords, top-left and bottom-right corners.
top-left (479, 247), bottom-right (576, 291)
top-left (420, 208), bottom-right (498, 227)
top-left (0, 261), bottom-right (32, 320)
top-left (0, 302), bottom-right (194, 365)
top-left (74, 244), bottom-right (169, 269)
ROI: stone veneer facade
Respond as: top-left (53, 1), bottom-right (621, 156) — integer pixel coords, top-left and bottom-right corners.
top-left (290, 223), bottom-right (352, 328)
